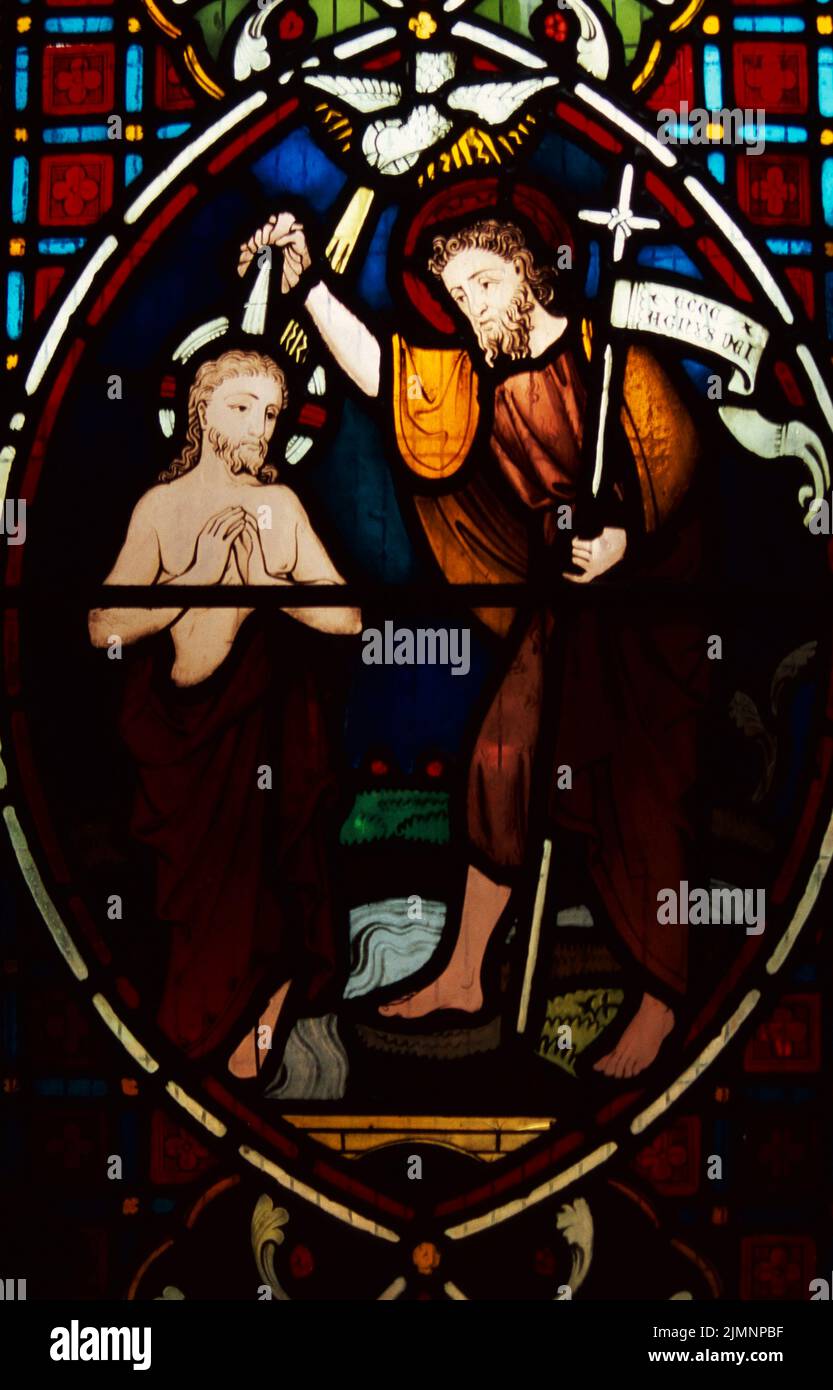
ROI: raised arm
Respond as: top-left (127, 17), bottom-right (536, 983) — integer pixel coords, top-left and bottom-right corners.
top-left (303, 281), bottom-right (381, 398)
top-left (238, 214), bottom-right (381, 397)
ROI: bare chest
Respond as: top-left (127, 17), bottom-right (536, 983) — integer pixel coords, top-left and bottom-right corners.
top-left (155, 492), bottom-right (297, 580)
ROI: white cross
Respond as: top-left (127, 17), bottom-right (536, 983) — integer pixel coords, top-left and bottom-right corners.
top-left (578, 164), bottom-right (660, 261)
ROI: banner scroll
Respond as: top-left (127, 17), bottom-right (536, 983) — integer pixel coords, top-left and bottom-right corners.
top-left (611, 280), bottom-right (769, 396)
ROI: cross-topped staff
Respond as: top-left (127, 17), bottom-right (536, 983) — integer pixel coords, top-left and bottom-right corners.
top-left (516, 163), bottom-right (660, 1037)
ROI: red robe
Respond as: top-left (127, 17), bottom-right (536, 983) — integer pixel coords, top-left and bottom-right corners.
top-left (467, 345), bottom-right (708, 997)
top-left (118, 616), bottom-right (340, 1059)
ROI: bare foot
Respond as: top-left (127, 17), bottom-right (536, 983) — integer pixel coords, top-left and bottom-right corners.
top-left (227, 980), bottom-right (291, 1079)
top-left (378, 865), bottom-right (511, 1020)
top-left (592, 993), bottom-right (674, 1078)
top-left (378, 973), bottom-right (483, 1020)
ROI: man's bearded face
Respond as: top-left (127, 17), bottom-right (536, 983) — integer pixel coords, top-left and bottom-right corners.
top-left (202, 374), bottom-right (283, 478)
top-left (207, 425), bottom-right (268, 477)
top-left (440, 247), bottom-right (536, 367)
top-left (472, 285), bottom-right (535, 367)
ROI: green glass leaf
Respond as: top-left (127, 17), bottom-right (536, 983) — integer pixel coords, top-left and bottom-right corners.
top-left (310, 0), bottom-right (379, 40)
top-left (599, 0), bottom-right (653, 62)
top-left (194, 0), bottom-right (251, 60)
top-left (474, 0), bottom-right (542, 38)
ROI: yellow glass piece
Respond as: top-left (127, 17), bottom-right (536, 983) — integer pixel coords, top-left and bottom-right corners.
top-left (14, 129), bottom-right (28, 143)
top-left (286, 1114), bottom-right (552, 1145)
top-left (581, 318), bottom-right (593, 361)
top-left (632, 39), bottom-right (661, 93)
top-left (9, 239), bottom-right (25, 257)
top-left (142, 0), bottom-right (181, 39)
top-left (279, 318), bottom-right (309, 363)
top-left (165, 1081), bottom-right (227, 1137)
top-left (183, 44), bottom-right (224, 99)
top-left (706, 122), bottom-right (724, 142)
top-left (822, 130), bottom-right (833, 146)
top-left (6, 356), bottom-right (19, 370)
top-left (325, 186), bottom-right (375, 273)
top-left (17, 16), bottom-right (32, 32)
top-left (92, 993), bottom-right (158, 1072)
top-left (670, 0), bottom-right (705, 33)
top-left (125, 124), bottom-right (144, 141)
top-left (419, 126), bottom-right (507, 184)
top-left (392, 335), bottom-right (479, 480)
top-left (702, 15), bottom-right (719, 34)
top-left (819, 16), bottom-right (833, 35)
top-left (409, 11), bottom-right (438, 39)
top-left (128, 17), bottom-right (141, 32)
top-left (826, 242), bottom-right (833, 256)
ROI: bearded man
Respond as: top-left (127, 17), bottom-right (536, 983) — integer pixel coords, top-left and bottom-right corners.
top-left (88, 348), bottom-right (361, 1081)
top-left (240, 212), bottom-right (707, 1078)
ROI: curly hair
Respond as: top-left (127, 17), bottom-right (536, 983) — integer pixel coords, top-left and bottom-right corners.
top-left (427, 220), bottom-right (556, 306)
top-left (159, 349), bottom-right (287, 484)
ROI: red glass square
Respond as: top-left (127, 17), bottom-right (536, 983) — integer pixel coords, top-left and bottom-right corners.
top-left (38, 154), bottom-right (115, 226)
top-left (740, 1235), bottom-right (815, 1300)
top-left (737, 155), bottom-right (811, 226)
top-left (634, 1116), bottom-right (700, 1195)
top-left (743, 994), bottom-right (821, 1071)
top-left (154, 47), bottom-right (195, 111)
top-left (43, 45), bottom-right (115, 116)
top-left (733, 43), bottom-right (808, 114)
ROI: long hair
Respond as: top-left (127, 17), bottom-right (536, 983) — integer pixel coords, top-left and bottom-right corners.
top-left (159, 349), bottom-right (287, 484)
top-left (427, 220), bottom-right (556, 306)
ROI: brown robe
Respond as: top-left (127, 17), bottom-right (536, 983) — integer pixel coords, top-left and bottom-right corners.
top-left (467, 347), bottom-right (708, 997)
top-left (119, 617), bottom-right (340, 1059)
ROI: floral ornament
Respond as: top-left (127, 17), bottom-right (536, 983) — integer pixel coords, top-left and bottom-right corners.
top-left (757, 1004), bottom-right (808, 1059)
top-left (55, 57), bottom-right (103, 106)
top-left (752, 1243), bottom-right (803, 1298)
top-left (53, 164), bottom-right (99, 218)
top-left (251, 1195), bottom-right (291, 1300)
top-left (555, 1198), bottom-right (593, 1299)
top-left (163, 1132), bottom-right (203, 1172)
top-left (636, 1130), bottom-right (689, 1183)
top-left (750, 164), bottom-right (796, 219)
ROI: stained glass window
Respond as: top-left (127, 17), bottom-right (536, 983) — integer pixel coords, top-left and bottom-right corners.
top-left (2, 0), bottom-right (833, 1327)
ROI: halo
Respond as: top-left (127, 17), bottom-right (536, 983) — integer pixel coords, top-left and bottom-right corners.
top-left (156, 316), bottom-right (329, 467)
top-left (401, 178), bottom-right (578, 334)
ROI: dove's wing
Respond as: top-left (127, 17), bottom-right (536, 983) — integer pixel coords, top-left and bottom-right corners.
top-left (304, 74), bottom-right (402, 112)
top-left (447, 77), bottom-right (559, 125)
